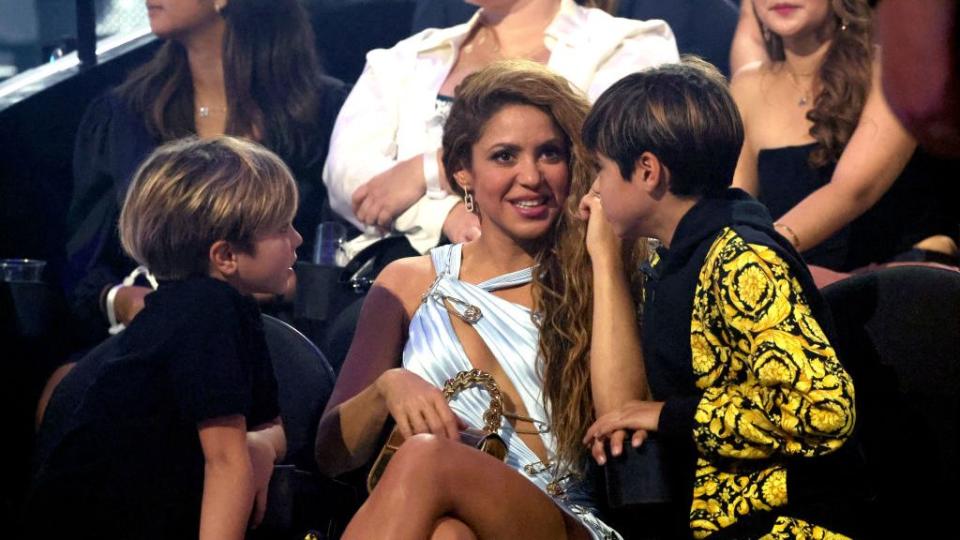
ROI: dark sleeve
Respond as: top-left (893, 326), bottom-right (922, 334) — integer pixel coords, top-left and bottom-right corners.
top-left (168, 285), bottom-right (264, 424)
top-left (243, 306), bottom-right (280, 428)
top-left (65, 93), bottom-right (154, 342)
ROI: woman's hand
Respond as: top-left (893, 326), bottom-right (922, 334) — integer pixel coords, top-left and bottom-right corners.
top-left (376, 368), bottom-right (461, 440)
top-left (578, 180), bottom-right (621, 266)
top-left (583, 400), bottom-right (664, 465)
top-left (113, 285), bottom-right (152, 325)
top-left (442, 203), bottom-right (482, 244)
top-left (352, 155), bottom-right (427, 229)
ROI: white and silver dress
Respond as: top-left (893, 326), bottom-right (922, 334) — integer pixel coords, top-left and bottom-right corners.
top-left (402, 243), bottom-right (621, 540)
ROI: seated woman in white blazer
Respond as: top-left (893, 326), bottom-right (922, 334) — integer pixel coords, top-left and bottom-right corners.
top-left (323, 0), bottom-right (678, 258)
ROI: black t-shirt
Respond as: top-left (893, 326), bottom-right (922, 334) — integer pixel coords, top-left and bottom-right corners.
top-left (27, 277), bottom-right (279, 539)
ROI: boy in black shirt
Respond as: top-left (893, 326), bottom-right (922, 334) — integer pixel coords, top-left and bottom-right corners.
top-left (28, 137), bottom-right (301, 539)
top-left (579, 60), bottom-right (860, 538)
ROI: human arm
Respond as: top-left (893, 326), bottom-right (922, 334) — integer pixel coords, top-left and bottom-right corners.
top-left (668, 234), bottom-right (855, 459)
top-left (773, 62), bottom-right (917, 252)
top-left (323, 47), bottom-right (463, 248)
top-left (66, 94), bottom-right (153, 337)
top-left (578, 188), bottom-right (648, 461)
top-left (729, 0), bottom-right (767, 76)
top-left (314, 259), bottom-right (460, 476)
top-left (198, 415), bottom-right (255, 540)
top-left (730, 64), bottom-right (761, 195)
top-left (587, 234), bottom-right (856, 461)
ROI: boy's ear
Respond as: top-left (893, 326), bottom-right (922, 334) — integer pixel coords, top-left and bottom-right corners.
top-left (631, 151), bottom-right (667, 195)
top-left (209, 240), bottom-right (238, 278)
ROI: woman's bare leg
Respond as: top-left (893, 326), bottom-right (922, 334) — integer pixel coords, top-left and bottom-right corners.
top-left (342, 434), bottom-right (591, 540)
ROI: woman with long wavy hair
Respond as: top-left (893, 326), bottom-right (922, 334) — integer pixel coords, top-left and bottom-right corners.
top-left (315, 59), bottom-right (646, 539)
top-left (731, 0), bottom-right (957, 274)
top-left (65, 0), bottom-right (348, 341)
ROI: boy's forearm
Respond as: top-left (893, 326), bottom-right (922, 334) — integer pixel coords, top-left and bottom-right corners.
top-left (589, 256), bottom-right (649, 415)
top-left (249, 416), bottom-right (286, 463)
top-left (199, 451), bottom-right (255, 540)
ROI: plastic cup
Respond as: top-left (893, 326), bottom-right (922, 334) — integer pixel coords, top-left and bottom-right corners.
top-left (0, 258), bottom-right (46, 283)
top-left (313, 222), bottom-right (347, 266)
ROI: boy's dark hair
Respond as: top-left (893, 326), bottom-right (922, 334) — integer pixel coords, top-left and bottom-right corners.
top-left (582, 57), bottom-right (744, 197)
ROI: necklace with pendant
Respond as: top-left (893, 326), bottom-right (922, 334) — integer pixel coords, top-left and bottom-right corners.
top-left (785, 64), bottom-right (816, 108)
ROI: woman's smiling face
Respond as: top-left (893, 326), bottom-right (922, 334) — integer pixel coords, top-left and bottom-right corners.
top-left (457, 103), bottom-right (571, 245)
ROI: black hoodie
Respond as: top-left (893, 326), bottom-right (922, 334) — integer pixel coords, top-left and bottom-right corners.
top-left (641, 188), bottom-right (864, 538)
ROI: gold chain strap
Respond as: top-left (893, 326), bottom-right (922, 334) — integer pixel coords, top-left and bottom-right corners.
top-left (442, 369), bottom-right (503, 434)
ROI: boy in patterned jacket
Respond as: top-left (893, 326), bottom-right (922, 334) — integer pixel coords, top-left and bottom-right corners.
top-left (580, 59), bottom-right (862, 539)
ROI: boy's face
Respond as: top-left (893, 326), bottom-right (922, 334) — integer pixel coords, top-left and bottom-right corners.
top-left (595, 154), bottom-right (652, 241)
top-left (233, 223), bottom-right (303, 296)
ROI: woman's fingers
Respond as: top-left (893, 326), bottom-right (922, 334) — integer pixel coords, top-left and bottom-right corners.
top-left (351, 182), bottom-right (369, 213)
top-left (436, 400), bottom-right (461, 440)
top-left (395, 414), bottom-right (413, 439)
top-left (405, 405), bottom-right (430, 436)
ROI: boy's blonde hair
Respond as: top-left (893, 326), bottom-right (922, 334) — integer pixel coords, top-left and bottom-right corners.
top-left (119, 136), bottom-right (298, 280)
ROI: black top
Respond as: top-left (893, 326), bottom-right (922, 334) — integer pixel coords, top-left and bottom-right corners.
top-left (27, 277), bottom-right (279, 539)
top-left (65, 77), bottom-right (350, 343)
top-left (757, 144), bottom-right (959, 271)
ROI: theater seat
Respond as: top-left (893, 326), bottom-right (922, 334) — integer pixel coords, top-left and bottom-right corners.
top-left (822, 264), bottom-right (960, 538)
top-left (261, 314), bottom-right (337, 471)
top-left (257, 315), bottom-right (362, 538)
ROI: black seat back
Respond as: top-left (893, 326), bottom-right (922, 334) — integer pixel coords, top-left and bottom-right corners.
top-left (822, 265), bottom-right (960, 537)
top-left (261, 314), bottom-right (336, 472)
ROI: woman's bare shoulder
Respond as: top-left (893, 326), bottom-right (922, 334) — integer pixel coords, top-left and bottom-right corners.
top-left (374, 254), bottom-right (438, 307)
top-left (730, 60), bottom-right (771, 94)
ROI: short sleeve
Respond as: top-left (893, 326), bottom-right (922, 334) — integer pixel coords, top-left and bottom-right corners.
top-left (166, 281), bottom-right (262, 424)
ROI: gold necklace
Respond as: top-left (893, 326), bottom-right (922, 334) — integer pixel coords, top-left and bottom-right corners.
top-left (784, 64), bottom-right (816, 108)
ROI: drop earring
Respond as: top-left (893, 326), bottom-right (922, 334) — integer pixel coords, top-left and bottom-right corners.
top-left (464, 191), bottom-right (475, 213)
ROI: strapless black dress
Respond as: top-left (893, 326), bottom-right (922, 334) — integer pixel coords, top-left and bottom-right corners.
top-left (757, 143), bottom-right (958, 271)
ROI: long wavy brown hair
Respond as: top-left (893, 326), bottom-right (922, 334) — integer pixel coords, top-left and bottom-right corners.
top-left (537, 175), bottom-right (649, 474)
top-left (757, 0), bottom-right (874, 167)
top-left (117, 0), bottom-right (330, 165)
top-left (441, 59), bottom-right (646, 473)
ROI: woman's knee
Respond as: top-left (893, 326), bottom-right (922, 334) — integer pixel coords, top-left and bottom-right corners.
top-left (386, 433), bottom-right (458, 479)
top-left (431, 517), bottom-right (477, 540)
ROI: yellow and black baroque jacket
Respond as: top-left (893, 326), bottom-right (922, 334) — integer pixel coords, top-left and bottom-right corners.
top-left (643, 190), bottom-right (858, 539)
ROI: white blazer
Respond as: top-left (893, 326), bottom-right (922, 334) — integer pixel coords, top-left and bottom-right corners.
top-left (324, 0), bottom-right (679, 257)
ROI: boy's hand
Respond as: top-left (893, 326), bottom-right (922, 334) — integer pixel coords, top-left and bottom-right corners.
top-left (583, 400), bottom-right (664, 465)
top-left (578, 180), bottom-right (621, 267)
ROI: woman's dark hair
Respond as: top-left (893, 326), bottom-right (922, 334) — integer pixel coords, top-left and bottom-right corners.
top-left (117, 0), bottom-right (328, 165)
top-left (583, 57), bottom-right (744, 198)
top-left (757, 0), bottom-right (874, 167)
